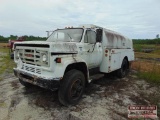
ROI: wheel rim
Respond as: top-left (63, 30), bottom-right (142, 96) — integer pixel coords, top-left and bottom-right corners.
top-left (70, 79), bottom-right (83, 100)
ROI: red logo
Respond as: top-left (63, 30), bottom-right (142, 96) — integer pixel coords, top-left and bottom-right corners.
top-left (25, 54), bottom-right (33, 57)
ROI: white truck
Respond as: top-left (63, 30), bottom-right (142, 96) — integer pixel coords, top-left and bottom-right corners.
top-left (13, 24), bottom-right (134, 106)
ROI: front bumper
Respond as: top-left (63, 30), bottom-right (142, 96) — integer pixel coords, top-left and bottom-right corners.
top-left (14, 68), bottom-right (60, 91)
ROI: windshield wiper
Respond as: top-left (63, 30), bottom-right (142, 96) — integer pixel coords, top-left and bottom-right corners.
top-left (66, 33), bottom-right (74, 42)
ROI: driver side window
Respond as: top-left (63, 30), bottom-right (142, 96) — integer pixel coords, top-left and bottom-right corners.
top-left (84, 30), bottom-right (96, 44)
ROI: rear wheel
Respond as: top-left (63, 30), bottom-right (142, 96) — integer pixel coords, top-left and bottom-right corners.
top-left (116, 59), bottom-right (129, 78)
top-left (58, 69), bottom-right (85, 106)
top-left (19, 79), bottom-right (33, 88)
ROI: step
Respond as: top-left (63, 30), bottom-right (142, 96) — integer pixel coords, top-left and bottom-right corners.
top-left (88, 74), bottom-right (104, 83)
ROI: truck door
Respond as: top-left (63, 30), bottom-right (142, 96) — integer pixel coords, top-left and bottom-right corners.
top-left (83, 30), bottom-right (103, 68)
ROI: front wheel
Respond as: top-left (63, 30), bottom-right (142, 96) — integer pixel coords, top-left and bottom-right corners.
top-left (58, 69), bottom-right (85, 106)
top-left (116, 59), bottom-right (129, 78)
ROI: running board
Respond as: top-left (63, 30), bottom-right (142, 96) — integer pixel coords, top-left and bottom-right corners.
top-left (88, 74), bottom-right (104, 83)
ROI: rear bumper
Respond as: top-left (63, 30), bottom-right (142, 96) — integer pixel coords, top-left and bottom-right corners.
top-left (13, 68), bottom-right (60, 91)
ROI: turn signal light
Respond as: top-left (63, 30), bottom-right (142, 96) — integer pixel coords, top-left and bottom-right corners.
top-left (55, 58), bottom-right (61, 63)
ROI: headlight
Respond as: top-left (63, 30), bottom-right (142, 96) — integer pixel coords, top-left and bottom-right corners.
top-left (17, 51), bottom-right (20, 58)
top-left (42, 53), bottom-right (48, 62)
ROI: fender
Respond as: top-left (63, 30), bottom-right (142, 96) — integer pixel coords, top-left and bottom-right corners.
top-left (52, 56), bottom-right (89, 79)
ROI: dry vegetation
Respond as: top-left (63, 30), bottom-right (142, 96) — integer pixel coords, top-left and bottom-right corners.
top-left (0, 44), bottom-right (15, 80)
top-left (132, 43), bottom-right (160, 85)
top-left (131, 60), bottom-right (160, 72)
top-left (131, 59), bottom-right (160, 84)
top-left (0, 43), bottom-right (8, 48)
top-left (135, 52), bottom-right (160, 59)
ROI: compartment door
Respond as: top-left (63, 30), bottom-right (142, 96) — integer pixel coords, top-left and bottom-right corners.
top-left (110, 52), bottom-right (121, 71)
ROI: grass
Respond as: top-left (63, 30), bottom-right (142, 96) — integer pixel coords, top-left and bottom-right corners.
top-left (132, 43), bottom-right (160, 85)
top-left (152, 49), bottom-right (160, 55)
top-left (0, 102), bottom-right (7, 107)
top-left (133, 44), bottom-right (160, 53)
top-left (132, 51), bottom-right (160, 117)
top-left (133, 44), bottom-right (154, 52)
top-left (0, 47), bottom-right (15, 80)
top-left (0, 43), bottom-right (8, 47)
top-left (137, 71), bottom-right (160, 84)
top-left (132, 53), bottom-right (160, 85)
top-left (135, 52), bottom-right (160, 59)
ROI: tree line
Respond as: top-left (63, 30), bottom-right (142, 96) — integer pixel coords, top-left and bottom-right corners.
top-left (133, 38), bottom-right (160, 44)
top-left (0, 35), bottom-right (160, 44)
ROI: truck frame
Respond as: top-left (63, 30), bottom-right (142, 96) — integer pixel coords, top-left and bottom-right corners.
top-left (13, 24), bottom-right (134, 106)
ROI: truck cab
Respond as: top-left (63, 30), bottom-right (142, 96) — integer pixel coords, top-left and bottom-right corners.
top-left (13, 24), bottom-right (134, 106)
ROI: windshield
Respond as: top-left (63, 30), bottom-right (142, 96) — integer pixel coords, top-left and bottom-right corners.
top-left (47, 28), bottom-right (83, 42)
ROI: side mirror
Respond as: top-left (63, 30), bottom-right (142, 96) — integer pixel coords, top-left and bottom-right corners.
top-left (96, 29), bottom-right (102, 42)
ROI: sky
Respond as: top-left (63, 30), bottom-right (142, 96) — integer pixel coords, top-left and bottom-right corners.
top-left (0, 0), bottom-right (160, 39)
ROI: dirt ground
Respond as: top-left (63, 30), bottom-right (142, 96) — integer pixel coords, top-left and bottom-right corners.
top-left (0, 52), bottom-right (160, 120)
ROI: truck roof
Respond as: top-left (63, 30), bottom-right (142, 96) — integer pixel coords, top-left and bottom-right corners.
top-left (79, 24), bottom-right (130, 40)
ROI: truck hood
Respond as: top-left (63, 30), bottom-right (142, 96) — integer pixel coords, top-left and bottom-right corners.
top-left (14, 41), bottom-right (51, 45)
top-left (15, 41), bottom-right (78, 53)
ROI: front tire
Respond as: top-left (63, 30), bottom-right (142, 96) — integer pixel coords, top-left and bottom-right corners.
top-left (58, 69), bottom-right (85, 106)
top-left (116, 59), bottom-right (129, 78)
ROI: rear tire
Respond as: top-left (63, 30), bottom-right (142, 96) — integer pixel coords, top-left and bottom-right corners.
top-left (19, 79), bottom-right (33, 88)
top-left (116, 59), bottom-right (129, 78)
top-left (58, 69), bottom-right (85, 106)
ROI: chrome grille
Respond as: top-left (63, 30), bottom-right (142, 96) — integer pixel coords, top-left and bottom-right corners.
top-left (18, 48), bottom-right (49, 67)
top-left (22, 64), bottom-right (41, 74)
